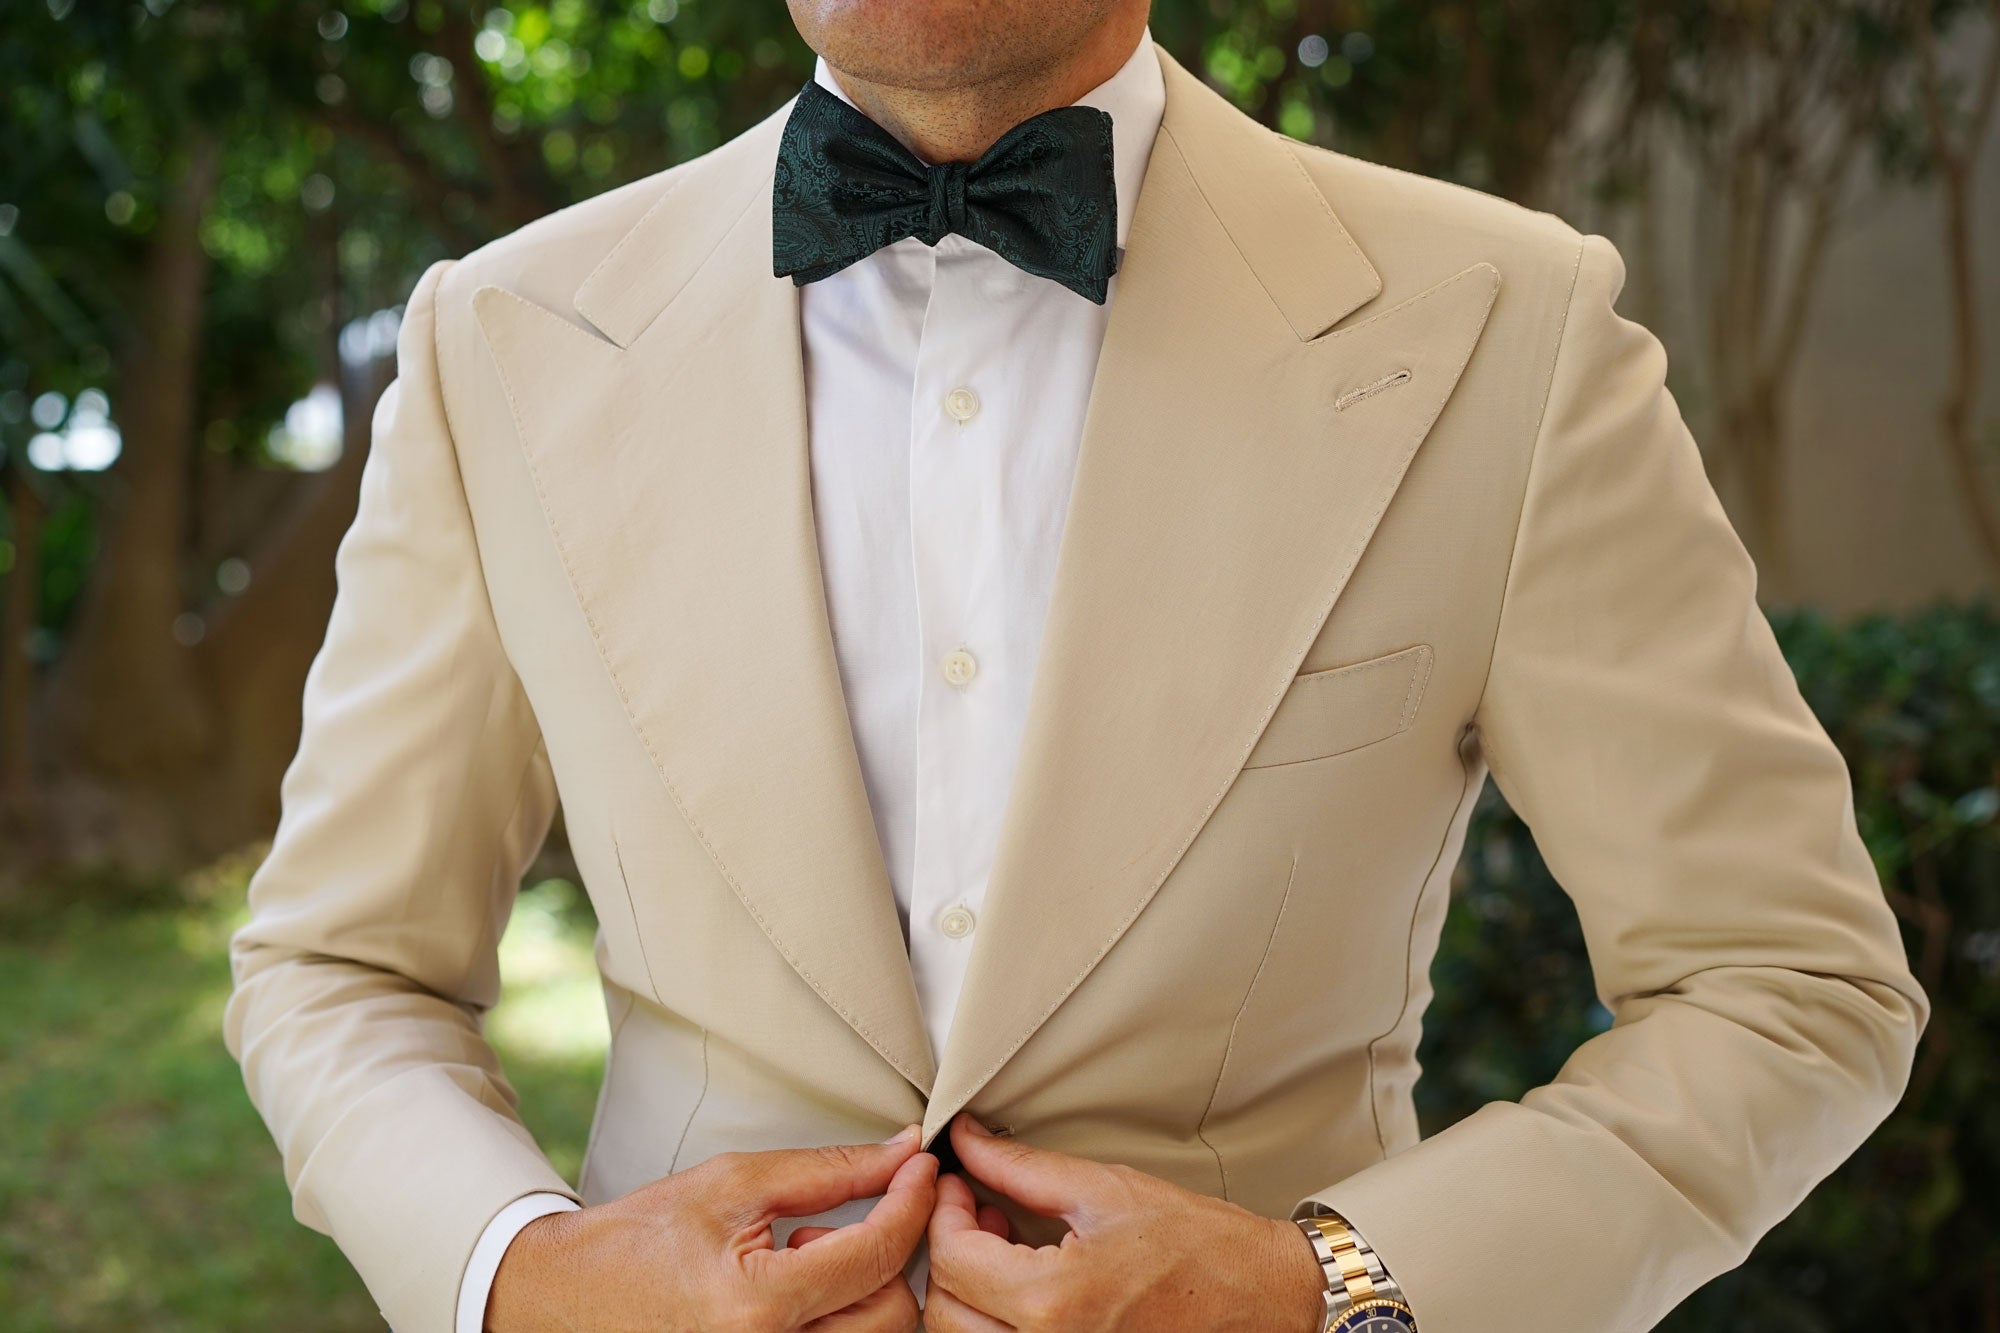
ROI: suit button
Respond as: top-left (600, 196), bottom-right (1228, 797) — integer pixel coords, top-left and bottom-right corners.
top-left (939, 905), bottom-right (976, 939)
top-left (940, 648), bottom-right (978, 685)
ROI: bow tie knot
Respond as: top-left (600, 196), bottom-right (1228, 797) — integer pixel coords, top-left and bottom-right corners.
top-left (772, 79), bottom-right (1121, 303)
top-left (922, 161), bottom-right (970, 246)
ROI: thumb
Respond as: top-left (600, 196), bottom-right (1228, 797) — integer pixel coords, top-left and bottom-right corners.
top-left (948, 1114), bottom-right (1096, 1223)
top-left (734, 1124), bottom-right (924, 1222)
top-left (773, 1146), bottom-right (937, 1324)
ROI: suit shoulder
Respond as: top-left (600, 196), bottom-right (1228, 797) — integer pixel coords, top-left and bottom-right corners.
top-left (1283, 138), bottom-right (1584, 304)
top-left (432, 94), bottom-right (793, 330)
top-left (432, 163), bottom-right (687, 325)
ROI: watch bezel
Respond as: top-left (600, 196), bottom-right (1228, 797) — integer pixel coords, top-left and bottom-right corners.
top-left (1330, 1296), bottom-right (1417, 1332)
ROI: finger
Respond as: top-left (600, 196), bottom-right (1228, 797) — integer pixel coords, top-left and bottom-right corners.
top-left (927, 1172), bottom-right (1044, 1319)
top-left (803, 1275), bottom-right (921, 1332)
top-left (920, 1281), bottom-right (1016, 1333)
top-left (733, 1125), bottom-right (925, 1224)
top-left (975, 1203), bottom-right (1012, 1240)
top-left (930, 1171), bottom-right (983, 1234)
top-left (948, 1114), bottom-right (1096, 1223)
top-left (788, 1225), bottom-right (838, 1247)
top-left (776, 1148), bottom-right (938, 1324)
top-left (931, 1171), bottom-right (1009, 1241)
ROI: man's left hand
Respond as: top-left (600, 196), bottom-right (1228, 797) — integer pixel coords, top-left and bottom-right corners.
top-left (921, 1112), bottom-right (1328, 1332)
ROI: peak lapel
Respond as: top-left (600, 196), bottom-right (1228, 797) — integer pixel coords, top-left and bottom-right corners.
top-left (474, 112), bottom-right (938, 1097)
top-left (923, 49), bottom-right (1500, 1137)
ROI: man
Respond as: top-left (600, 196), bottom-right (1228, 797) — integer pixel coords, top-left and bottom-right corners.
top-left (223, 0), bottom-right (1929, 1329)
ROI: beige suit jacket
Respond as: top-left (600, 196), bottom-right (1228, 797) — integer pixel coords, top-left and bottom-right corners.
top-left (224, 42), bottom-right (1928, 1333)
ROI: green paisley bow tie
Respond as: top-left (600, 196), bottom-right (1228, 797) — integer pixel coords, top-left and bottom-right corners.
top-left (772, 79), bottom-right (1120, 303)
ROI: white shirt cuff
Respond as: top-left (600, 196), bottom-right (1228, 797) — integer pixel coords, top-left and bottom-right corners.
top-left (455, 1192), bottom-right (581, 1333)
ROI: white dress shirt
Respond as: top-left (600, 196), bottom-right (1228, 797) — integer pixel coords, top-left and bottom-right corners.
top-left (454, 29), bottom-right (1165, 1331)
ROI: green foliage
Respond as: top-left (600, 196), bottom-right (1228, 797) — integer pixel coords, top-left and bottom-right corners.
top-left (0, 861), bottom-right (605, 1330)
top-left (1149, 0), bottom-right (1633, 195)
top-left (1417, 600), bottom-right (2000, 1329)
top-left (0, 1), bottom-right (831, 565)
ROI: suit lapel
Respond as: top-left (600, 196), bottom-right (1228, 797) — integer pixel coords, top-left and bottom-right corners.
top-left (922, 49), bottom-right (1501, 1137)
top-left (473, 98), bottom-right (939, 1096)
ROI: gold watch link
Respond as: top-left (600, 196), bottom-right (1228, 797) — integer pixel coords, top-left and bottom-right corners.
top-left (1293, 1207), bottom-right (1416, 1332)
top-left (1304, 1213), bottom-right (1379, 1306)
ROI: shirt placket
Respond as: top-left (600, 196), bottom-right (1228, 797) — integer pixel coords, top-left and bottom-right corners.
top-left (907, 236), bottom-right (1008, 1062)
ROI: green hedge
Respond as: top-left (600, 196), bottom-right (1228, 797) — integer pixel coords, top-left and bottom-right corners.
top-left (1416, 599), bottom-right (1999, 1329)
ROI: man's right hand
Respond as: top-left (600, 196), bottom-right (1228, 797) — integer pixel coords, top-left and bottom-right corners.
top-left (486, 1124), bottom-right (938, 1332)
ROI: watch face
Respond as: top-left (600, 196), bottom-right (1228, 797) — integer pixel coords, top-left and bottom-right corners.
top-left (1333, 1299), bottom-right (1418, 1333)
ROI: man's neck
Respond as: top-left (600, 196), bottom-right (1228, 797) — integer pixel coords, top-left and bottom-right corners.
top-left (822, 10), bottom-right (1149, 164)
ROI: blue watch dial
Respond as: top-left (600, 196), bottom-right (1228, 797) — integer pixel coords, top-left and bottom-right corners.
top-left (1333, 1299), bottom-right (1418, 1333)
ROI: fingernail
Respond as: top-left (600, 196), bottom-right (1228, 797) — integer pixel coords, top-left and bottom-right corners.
top-left (963, 1117), bottom-right (992, 1136)
top-left (881, 1122), bottom-right (919, 1144)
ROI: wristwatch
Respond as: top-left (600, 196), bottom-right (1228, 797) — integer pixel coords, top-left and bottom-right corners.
top-left (1291, 1206), bottom-right (1418, 1332)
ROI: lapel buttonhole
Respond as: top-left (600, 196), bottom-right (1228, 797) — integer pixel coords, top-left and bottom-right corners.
top-left (1334, 368), bottom-right (1412, 412)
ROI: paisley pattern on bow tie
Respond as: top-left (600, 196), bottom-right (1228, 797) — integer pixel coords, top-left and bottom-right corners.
top-left (773, 78), bottom-right (1120, 304)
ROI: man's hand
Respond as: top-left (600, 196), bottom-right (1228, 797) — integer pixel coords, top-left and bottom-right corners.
top-left (923, 1113), bottom-right (1328, 1332)
top-left (487, 1124), bottom-right (938, 1332)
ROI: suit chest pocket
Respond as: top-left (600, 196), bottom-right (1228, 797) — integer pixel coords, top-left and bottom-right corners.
top-left (1241, 644), bottom-right (1434, 769)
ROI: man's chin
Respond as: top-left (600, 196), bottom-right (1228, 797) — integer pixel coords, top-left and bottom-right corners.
top-left (787, 0), bottom-right (1091, 92)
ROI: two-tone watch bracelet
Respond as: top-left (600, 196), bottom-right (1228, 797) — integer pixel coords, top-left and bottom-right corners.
top-left (1293, 1210), bottom-right (1415, 1331)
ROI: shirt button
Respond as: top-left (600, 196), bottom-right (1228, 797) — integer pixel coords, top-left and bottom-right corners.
top-left (939, 905), bottom-right (976, 939)
top-left (940, 648), bottom-right (978, 685)
top-left (943, 386), bottom-right (980, 423)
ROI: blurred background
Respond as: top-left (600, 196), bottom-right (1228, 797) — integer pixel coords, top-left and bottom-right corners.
top-left (2, 0), bottom-right (1997, 1328)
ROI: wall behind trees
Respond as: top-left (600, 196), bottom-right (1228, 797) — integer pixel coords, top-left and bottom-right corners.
top-left (1718, 128), bottom-right (2000, 614)
top-left (1556, 30), bottom-right (2000, 614)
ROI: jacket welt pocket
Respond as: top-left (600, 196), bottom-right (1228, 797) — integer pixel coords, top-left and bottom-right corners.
top-left (1241, 644), bottom-right (1434, 770)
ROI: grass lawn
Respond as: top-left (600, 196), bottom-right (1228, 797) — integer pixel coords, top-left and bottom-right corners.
top-left (0, 852), bottom-right (609, 1332)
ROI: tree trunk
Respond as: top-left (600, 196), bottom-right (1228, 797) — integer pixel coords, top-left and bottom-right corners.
top-left (1935, 157), bottom-right (2000, 574)
top-left (190, 356), bottom-right (386, 854)
top-left (1729, 384), bottom-right (1793, 593)
top-left (33, 132), bottom-right (224, 870)
top-left (2, 464), bottom-right (47, 874)
top-left (182, 208), bottom-right (383, 856)
top-left (1914, 0), bottom-right (2000, 576)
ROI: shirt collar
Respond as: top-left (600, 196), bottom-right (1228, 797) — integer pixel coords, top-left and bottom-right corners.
top-left (809, 26), bottom-right (1165, 251)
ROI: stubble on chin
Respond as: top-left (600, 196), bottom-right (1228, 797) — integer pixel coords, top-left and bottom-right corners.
top-left (785, 0), bottom-right (1110, 94)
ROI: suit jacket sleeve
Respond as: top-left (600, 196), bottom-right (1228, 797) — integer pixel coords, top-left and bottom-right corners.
top-left (222, 258), bottom-right (581, 1333)
top-left (1287, 232), bottom-right (1929, 1333)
